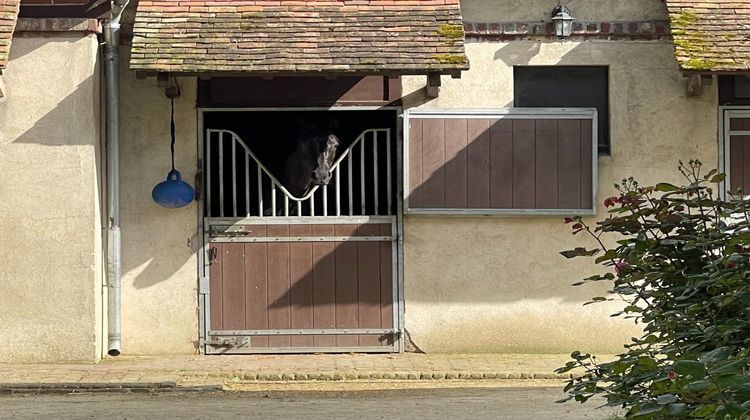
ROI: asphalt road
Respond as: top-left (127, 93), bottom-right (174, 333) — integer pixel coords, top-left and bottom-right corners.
top-left (0, 387), bottom-right (620, 419)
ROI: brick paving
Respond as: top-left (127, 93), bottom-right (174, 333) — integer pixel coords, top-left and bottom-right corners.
top-left (0, 354), bottom-right (591, 388)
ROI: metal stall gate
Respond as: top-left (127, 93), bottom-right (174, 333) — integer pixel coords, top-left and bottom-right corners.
top-left (199, 118), bottom-right (402, 354)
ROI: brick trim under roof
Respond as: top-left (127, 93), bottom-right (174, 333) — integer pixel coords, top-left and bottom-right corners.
top-left (130, 0), bottom-right (469, 75)
top-left (0, 0), bottom-right (20, 70)
top-left (666, 0), bottom-right (750, 72)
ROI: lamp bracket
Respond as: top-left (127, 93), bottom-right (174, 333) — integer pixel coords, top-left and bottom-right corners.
top-left (426, 73), bottom-right (441, 98)
top-left (157, 72), bottom-right (181, 99)
top-left (551, 5), bottom-right (570, 18)
top-left (685, 73), bottom-right (712, 97)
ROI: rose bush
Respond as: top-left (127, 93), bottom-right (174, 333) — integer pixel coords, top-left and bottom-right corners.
top-left (557, 160), bottom-right (750, 419)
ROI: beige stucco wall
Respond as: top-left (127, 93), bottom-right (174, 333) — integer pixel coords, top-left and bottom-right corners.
top-left (401, 36), bottom-right (718, 353)
top-left (109, 0), bottom-right (715, 356)
top-left (118, 50), bottom-right (199, 355)
top-left (461, 0), bottom-right (667, 23)
top-left (0, 35), bottom-right (103, 362)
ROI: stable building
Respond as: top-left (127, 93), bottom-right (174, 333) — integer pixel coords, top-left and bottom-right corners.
top-left (0, 0), bottom-right (745, 362)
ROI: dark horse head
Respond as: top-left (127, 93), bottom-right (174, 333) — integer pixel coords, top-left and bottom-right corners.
top-left (282, 119), bottom-right (341, 198)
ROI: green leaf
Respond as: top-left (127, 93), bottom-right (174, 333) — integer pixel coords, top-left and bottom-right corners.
top-left (655, 182), bottom-right (681, 192)
top-left (714, 374), bottom-right (747, 390)
top-left (636, 356), bottom-right (658, 370)
top-left (584, 297), bottom-right (609, 306)
top-left (611, 361), bottom-right (629, 375)
top-left (559, 247), bottom-right (600, 259)
top-left (728, 232), bottom-right (750, 247)
top-left (624, 305), bottom-right (643, 313)
top-left (711, 173), bottom-right (727, 183)
top-left (594, 249), bottom-right (617, 264)
top-left (673, 360), bottom-right (706, 377)
top-left (708, 359), bottom-right (747, 375)
top-left (656, 394), bottom-right (678, 405)
top-left (691, 404), bottom-right (719, 417)
top-left (666, 403), bottom-right (688, 416)
top-left (725, 403), bottom-right (750, 418)
top-left (684, 379), bottom-right (716, 395)
top-left (629, 404), bottom-right (665, 418)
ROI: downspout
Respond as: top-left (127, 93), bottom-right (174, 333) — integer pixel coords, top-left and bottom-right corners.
top-left (104, 0), bottom-right (129, 357)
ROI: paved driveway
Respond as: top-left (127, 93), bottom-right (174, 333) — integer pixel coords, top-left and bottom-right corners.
top-left (1, 387), bottom-right (620, 419)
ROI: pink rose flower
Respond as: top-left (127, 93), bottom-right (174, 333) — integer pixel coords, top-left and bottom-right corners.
top-left (615, 259), bottom-right (629, 274)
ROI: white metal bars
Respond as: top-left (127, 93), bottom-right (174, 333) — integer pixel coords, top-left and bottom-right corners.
top-left (206, 128), bottom-right (394, 218)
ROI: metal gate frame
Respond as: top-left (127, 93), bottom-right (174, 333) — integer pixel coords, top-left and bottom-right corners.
top-left (196, 106), bottom-right (405, 354)
top-left (720, 106), bottom-right (750, 199)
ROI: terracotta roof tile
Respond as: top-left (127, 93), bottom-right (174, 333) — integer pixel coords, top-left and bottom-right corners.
top-left (0, 0), bottom-right (20, 70)
top-left (666, 0), bottom-right (750, 72)
top-left (130, 0), bottom-right (468, 74)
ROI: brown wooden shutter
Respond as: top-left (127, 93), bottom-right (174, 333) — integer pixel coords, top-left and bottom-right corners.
top-left (405, 109), bottom-right (597, 215)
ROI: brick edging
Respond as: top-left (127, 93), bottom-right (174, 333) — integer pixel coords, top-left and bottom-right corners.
top-left (0, 372), bottom-right (582, 392)
top-left (464, 20), bottom-right (671, 40)
top-left (232, 371), bottom-right (579, 381)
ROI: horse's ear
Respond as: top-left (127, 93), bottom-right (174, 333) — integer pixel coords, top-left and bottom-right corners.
top-left (328, 119), bottom-right (339, 131)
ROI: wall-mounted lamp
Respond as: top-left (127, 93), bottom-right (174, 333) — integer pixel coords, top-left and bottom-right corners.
top-left (151, 76), bottom-right (195, 209)
top-left (552, 5), bottom-right (575, 38)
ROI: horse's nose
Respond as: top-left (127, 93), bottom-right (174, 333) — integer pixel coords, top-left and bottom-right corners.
top-left (312, 170), bottom-right (332, 185)
top-left (314, 171), bottom-right (332, 185)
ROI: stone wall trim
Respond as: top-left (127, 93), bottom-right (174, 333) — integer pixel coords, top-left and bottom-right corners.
top-left (464, 20), bottom-right (671, 40)
top-left (14, 17), bottom-right (101, 34)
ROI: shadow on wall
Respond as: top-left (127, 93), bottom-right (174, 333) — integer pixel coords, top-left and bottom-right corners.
top-left (4, 41), bottom-right (98, 146)
top-left (123, 211), bottom-right (197, 290)
top-left (119, 91), bottom-right (197, 291)
top-left (493, 41), bottom-right (542, 68)
top-left (7, 76), bottom-right (98, 145)
top-left (5, 39), bottom-right (198, 293)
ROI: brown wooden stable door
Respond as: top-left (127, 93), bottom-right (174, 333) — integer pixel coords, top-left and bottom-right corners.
top-left (206, 223), bottom-right (395, 353)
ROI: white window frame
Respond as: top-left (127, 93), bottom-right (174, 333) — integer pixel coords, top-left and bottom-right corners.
top-left (719, 107), bottom-right (750, 199)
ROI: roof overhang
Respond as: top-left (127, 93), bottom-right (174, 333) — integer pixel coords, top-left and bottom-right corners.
top-left (17, 0), bottom-right (110, 19)
top-left (666, 0), bottom-right (750, 73)
top-left (129, 0), bottom-right (469, 77)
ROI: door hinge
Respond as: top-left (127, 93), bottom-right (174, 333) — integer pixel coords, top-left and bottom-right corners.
top-left (205, 337), bottom-right (249, 348)
top-left (199, 276), bottom-right (209, 294)
top-left (195, 158), bottom-right (203, 201)
top-left (208, 246), bottom-right (218, 264)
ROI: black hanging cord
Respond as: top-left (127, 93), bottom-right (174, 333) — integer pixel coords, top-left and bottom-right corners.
top-left (170, 97), bottom-right (176, 171)
top-left (166, 76), bottom-right (181, 172)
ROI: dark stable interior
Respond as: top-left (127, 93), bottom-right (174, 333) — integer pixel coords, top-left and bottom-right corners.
top-left (203, 110), bottom-right (398, 218)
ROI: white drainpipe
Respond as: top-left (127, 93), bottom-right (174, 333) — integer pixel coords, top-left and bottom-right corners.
top-left (104, 0), bottom-right (129, 357)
